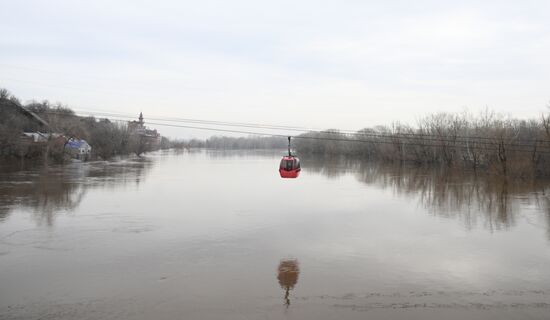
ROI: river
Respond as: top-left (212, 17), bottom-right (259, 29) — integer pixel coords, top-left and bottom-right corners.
top-left (1, 150), bottom-right (550, 320)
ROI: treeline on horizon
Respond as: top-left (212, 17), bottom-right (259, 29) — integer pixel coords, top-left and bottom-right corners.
top-left (3, 88), bottom-right (550, 178)
top-left (186, 136), bottom-right (288, 150)
top-left (0, 89), bottom-right (182, 161)
top-left (190, 109), bottom-right (550, 178)
top-left (292, 110), bottom-right (550, 178)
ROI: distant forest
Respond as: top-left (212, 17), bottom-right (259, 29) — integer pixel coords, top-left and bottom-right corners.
top-left (188, 136), bottom-right (287, 150)
top-left (292, 109), bottom-right (550, 178)
top-left (193, 109), bottom-right (550, 178)
top-left (2, 88), bottom-right (550, 178)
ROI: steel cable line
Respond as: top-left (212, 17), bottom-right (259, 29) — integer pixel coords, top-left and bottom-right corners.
top-left (40, 109), bottom-right (550, 151)
top-left (36, 109), bottom-right (550, 154)
top-left (66, 107), bottom-right (550, 145)
top-left (59, 108), bottom-right (550, 148)
top-left (69, 109), bottom-right (332, 132)
top-left (40, 109), bottom-right (550, 152)
top-left (5, 71), bottom-right (549, 144)
top-left (141, 121), bottom-right (550, 154)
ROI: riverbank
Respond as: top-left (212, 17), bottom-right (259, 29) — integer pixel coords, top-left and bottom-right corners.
top-left (0, 89), bottom-right (184, 162)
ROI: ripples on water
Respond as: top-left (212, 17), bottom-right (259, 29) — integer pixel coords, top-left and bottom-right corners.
top-left (0, 150), bottom-right (549, 320)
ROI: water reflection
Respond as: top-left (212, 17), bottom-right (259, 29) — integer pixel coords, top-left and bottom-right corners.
top-left (304, 155), bottom-right (550, 234)
top-left (0, 158), bottom-right (152, 225)
top-left (277, 259), bottom-right (300, 307)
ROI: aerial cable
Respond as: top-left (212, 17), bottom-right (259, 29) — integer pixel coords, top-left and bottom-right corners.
top-left (142, 121), bottom-right (550, 154)
top-left (39, 109), bottom-right (550, 150)
top-left (6, 69), bottom-right (550, 144)
top-left (31, 108), bottom-right (550, 154)
top-left (67, 107), bottom-right (550, 144)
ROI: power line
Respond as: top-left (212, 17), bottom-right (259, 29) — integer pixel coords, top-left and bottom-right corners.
top-left (66, 108), bottom-right (550, 146)
top-left (142, 121), bottom-right (550, 154)
top-left (70, 109), bottom-right (332, 132)
top-left (4, 71), bottom-right (549, 144)
top-left (40, 108), bottom-right (550, 151)
top-left (35, 109), bottom-right (550, 154)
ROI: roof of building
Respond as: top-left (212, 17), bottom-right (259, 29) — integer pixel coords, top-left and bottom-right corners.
top-left (65, 139), bottom-right (90, 149)
top-left (22, 132), bottom-right (63, 142)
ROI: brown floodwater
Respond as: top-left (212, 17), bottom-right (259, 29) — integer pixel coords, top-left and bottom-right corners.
top-left (1, 150), bottom-right (550, 320)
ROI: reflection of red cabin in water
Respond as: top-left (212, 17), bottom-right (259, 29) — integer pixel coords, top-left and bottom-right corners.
top-left (277, 259), bottom-right (300, 307)
top-left (128, 112), bottom-right (161, 147)
top-left (279, 156), bottom-right (301, 178)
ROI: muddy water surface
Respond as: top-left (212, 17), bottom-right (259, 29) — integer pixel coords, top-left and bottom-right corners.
top-left (1, 150), bottom-right (550, 320)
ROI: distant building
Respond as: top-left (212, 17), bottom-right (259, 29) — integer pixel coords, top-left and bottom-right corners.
top-left (127, 112), bottom-right (146, 132)
top-left (65, 138), bottom-right (92, 160)
top-left (21, 132), bottom-right (63, 143)
top-left (128, 112), bottom-right (161, 147)
top-left (16, 132), bottom-right (67, 158)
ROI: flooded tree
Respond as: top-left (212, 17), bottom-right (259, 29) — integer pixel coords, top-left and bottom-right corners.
top-left (293, 111), bottom-right (550, 178)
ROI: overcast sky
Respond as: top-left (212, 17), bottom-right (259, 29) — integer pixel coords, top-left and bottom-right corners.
top-left (1, 0), bottom-right (549, 138)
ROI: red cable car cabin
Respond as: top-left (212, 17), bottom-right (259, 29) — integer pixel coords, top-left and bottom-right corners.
top-left (279, 156), bottom-right (301, 178)
top-left (279, 136), bottom-right (301, 179)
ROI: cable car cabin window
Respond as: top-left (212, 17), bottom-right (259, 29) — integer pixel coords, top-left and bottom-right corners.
top-left (280, 158), bottom-right (298, 171)
top-left (287, 160), bottom-right (294, 170)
